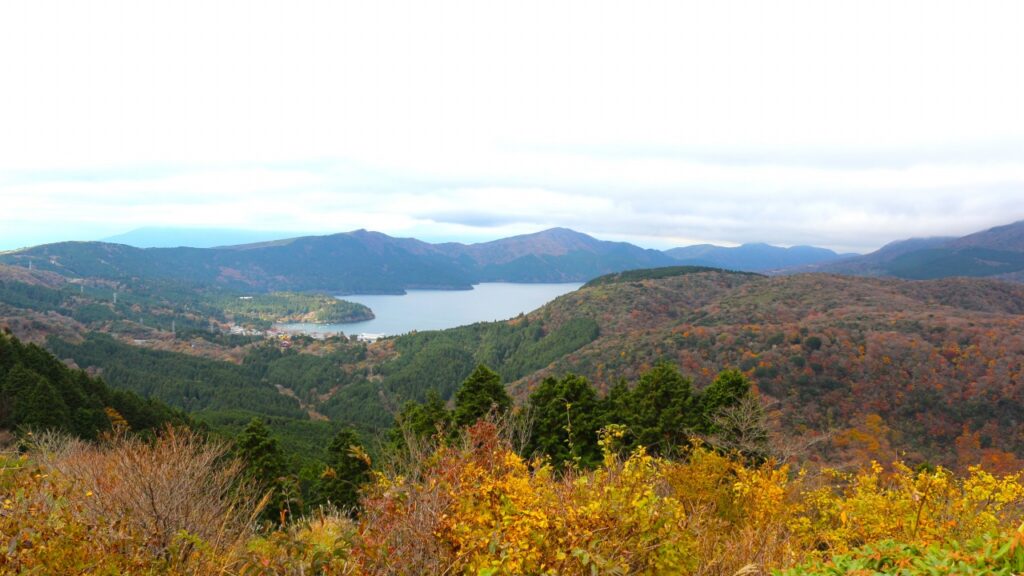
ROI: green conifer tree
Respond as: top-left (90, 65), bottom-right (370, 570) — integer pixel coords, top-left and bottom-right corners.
top-left (453, 364), bottom-right (511, 427)
top-left (2, 365), bottom-right (69, 431)
top-left (392, 389), bottom-right (451, 445)
top-left (236, 418), bottom-right (290, 522)
top-left (700, 368), bottom-right (751, 432)
top-left (629, 361), bottom-right (696, 454)
top-left (316, 428), bottom-right (371, 512)
top-left (526, 374), bottom-right (601, 467)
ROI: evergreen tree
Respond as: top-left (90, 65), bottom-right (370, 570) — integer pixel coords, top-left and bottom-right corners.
top-left (526, 374), bottom-right (602, 467)
top-left (2, 365), bottom-right (69, 431)
top-left (236, 418), bottom-right (290, 522)
top-left (238, 418), bottom-right (286, 482)
top-left (700, 368), bottom-right (751, 433)
top-left (404, 389), bottom-right (452, 438)
top-left (628, 362), bottom-right (696, 454)
top-left (599, 378), bottom-right (632, 430)
top-left (0, 332), bottom-right (178, 438)
top-left (453, 364), bottom-right (511, 427)
top-left (316, 428), bottom-right (371, 512)
top-left (391, 389), bottom-right (452, 448)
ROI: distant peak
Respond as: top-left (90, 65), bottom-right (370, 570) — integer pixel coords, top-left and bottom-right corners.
top-left (534, 227), bottom-right (593, 238)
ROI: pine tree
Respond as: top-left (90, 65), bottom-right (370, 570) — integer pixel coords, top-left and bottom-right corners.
top-left (396, 389), bottom-right (451, 441)
top-left (2, 365), bottom-right (69, 431)
top-left (236, 418), bottom-right (290, 522)
top-left (453, 364), bottom-right (511, 427)
top-left (629, 361), bottom-right (696, 454)
top-left (526, 374), bottom-right (602, 467)
top-left (316, 428), bottom-right (371, 512)
top-left (700, 368), bottom-right (751, 432)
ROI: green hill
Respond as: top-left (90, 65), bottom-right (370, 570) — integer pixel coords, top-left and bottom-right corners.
top-left (0, 330), bottom-right (181, 438)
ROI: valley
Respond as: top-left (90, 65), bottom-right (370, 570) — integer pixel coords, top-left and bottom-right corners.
top-left (5, 221), bottom-right (1024, 574)
top-left (6, 251), bottom-right (1024, 469)
top-left (8, 7), bottom-right (1024, 570)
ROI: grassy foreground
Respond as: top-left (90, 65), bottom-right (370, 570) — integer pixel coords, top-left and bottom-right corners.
top-left (4, 424), bottom-right (1024, 575)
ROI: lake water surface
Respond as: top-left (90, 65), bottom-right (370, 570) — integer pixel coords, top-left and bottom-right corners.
top-left (277, 282), bottom-right (582, 337)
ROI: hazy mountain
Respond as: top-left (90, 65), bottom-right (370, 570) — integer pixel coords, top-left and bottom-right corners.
top-left (101, 227), bottom-right (301, 248)
top-left (664, 242), bottom-right (850, 272)
top-left (809, 220), bottom-right (1024, 280)
top-left (453, 228), bottom-right (675, 282)
top-left (947, 220), bottom-right (1024, 252)
top-left (806, 237), bottom-right (956, 276)
top-left (0, 233), bottom-right (474, 294)
top-left (0, 228), bottom-right (675, 293)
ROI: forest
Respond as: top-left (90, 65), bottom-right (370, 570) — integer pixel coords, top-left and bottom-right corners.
top-left (4, 334), bottom-right (1024, 574)
top-left (9, 264), bottom-right (1024, 470)
top-left (213, 292), bottom-right (374, 326)
top-left (5, 264), bottom-right (1024, 573)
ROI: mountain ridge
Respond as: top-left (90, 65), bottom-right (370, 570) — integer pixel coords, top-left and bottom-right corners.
top-left (8, 219), bottom-right (1024, 293)
top-left (665, 242), bottom-right (853, 272)
top-left (0, 228), bottom-right (675, 294)
top-left (804, 220), bottom-right (1024, 280)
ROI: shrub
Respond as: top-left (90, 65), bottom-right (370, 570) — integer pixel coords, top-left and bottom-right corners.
top-left (1, 427), bottom-right (262, 574)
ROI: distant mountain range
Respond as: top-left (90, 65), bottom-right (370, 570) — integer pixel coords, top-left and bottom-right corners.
top-left (0, 228), bottom-right (674, 293)
top-left (5, 220), bottom-right (1023, 292)
top-left (664, 243), bottom-right (853, 272)
top-left (103, 226), bottom-right (854, 273)
top-left (802, 220), bottom-right (1024, 281)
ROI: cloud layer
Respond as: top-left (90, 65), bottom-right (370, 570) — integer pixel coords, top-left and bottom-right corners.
top-left (1, 0), bottom-right (1023, 252)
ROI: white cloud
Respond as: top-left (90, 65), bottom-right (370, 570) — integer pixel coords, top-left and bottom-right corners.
top-left (1, 0), bottom-right (1023, 252)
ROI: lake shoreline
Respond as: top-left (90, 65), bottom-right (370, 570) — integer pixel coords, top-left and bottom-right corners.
top-left (277, 282), bottom-right (582, 337)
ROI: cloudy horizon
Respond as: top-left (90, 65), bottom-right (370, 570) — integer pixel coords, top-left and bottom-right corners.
top-left (2, 0), bottom-right (1023, 253)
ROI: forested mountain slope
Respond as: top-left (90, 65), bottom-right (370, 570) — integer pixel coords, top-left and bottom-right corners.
top-left (7, 259), bottom-right (1024, 468)
top-left (665, 242), bottom-right (849, 272)
top-left (502, 270), bottom-right (1024, 466)
top-left (0, 330), bottom-right (180, 437)
top-left (807, 220), bottom-right (1024, 281)
top-left (0, 228), bottom-right (674, 293)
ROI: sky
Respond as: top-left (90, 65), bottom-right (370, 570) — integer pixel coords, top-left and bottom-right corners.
top-left (2, 0), bottom-right (1023, 253)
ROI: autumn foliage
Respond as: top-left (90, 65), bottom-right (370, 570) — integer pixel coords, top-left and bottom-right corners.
top-left (7, 422), bottom-right (1024, 575)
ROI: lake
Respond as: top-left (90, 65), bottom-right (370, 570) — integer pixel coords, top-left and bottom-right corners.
top-left (277, 282), bottom-right (583, 337)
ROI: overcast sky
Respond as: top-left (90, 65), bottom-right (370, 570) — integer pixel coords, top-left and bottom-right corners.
top-left (2, 0), bottom-right (1023, 253)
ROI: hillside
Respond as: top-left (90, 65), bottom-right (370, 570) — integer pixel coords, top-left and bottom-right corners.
top-left (29, 221), bottom-right (1024, 291)
top-left (0, 330), bottom-right (181, 437)
top-left (949, 219), bottom-right (1024, 252)
top-left (808, 220), bottom-right (1024, 280)
top-left (0, 234), bottom-right (475, 294)
top-left (498, 270), bottom-right (1024, 466)
top-left (455, 227), bottom-right (675, 281)
top-left (0, 228), bottom-right (676, 293)
top-left (665, 242), bottom-right (849, 272)
top-left (7, 270), bottom-right (1024, 574)
top-left (21, 265), bottom-right (1024, 467)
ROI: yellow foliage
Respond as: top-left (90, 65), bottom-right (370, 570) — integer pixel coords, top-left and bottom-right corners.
top-left (6, 425), bottom-right (1024, 575)
top-left (358, 422), bottom-right (692, 575)
top-left (794, 460), bottom-right (1024, 554)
